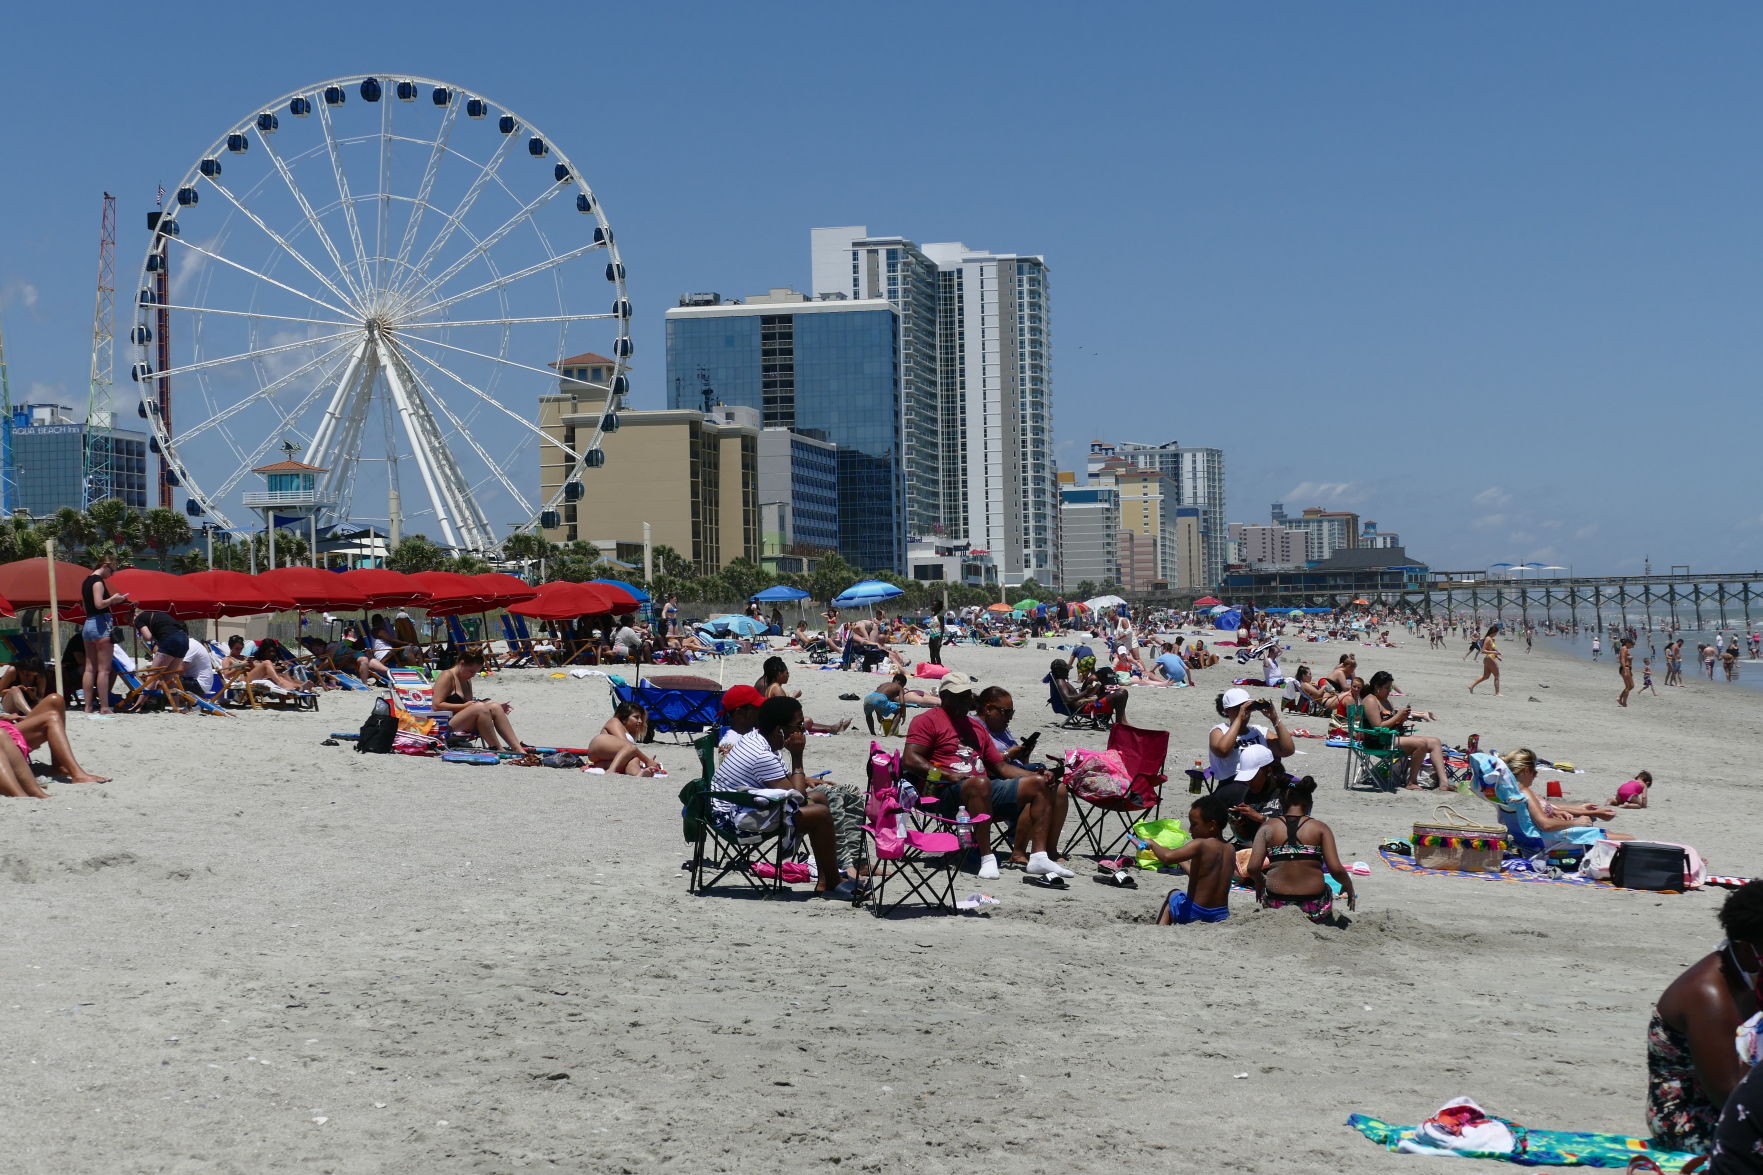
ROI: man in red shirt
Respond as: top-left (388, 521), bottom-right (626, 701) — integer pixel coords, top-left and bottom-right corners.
top-left (903, 672), bottom-right (1072, 882)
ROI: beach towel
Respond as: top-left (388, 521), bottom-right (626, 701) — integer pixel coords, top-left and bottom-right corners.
top-left (1379, 849), bottom-right (1611, 888)
top-left (1347, 1112), bottom-right (1700, 1169)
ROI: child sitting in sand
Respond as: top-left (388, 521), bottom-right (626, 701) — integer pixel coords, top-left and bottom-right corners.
top-left (1610, 770), bottom-right (1652, 809)
top-left (1142, 795), bottom-right (1235, 925)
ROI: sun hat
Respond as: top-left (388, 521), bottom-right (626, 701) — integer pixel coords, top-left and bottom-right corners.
top-left (937, 671), bottom-right (977, 696)
top-left (720, 684), bottom-right (765, 713)
top-left (1234, 743), bottom-right (1275, 781)
top-left (1221, 687), bottom-right (1252, 710)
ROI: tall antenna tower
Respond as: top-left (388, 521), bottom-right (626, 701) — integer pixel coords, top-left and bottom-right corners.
top-left (83, 192), bottom-right (118, 507)
top-left (0, 317), bottom-right (14, 515)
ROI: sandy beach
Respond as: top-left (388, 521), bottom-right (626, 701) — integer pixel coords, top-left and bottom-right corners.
top-left (5, 628), bottom-right (1759, 1173)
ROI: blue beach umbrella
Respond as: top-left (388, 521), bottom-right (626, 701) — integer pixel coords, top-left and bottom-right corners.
top-left (751, 585), bottom-right (810, 603)
top-left (831, 579), bottom-right (905, 609)
top-left (698, 614), bottom-right (768, 637)
top-left (1213, 609), bottom-right (1243, 631)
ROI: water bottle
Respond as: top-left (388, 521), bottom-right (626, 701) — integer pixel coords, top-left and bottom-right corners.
top-left (955, 805), bottom-right (972, 848)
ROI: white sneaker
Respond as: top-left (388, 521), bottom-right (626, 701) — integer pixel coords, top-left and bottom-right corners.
top-left (977, 854), bottom-right (1001, 880)
top-left (1028, 852), bottom-right (1076, 879)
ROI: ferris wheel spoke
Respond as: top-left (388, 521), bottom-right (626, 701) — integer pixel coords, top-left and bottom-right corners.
top-left (393, 98), bottom-right (463, 279)
top-left (257, 129), bottom-right (367, 305)
top-left (397, 342), bottom-right (580, 461)
top-left (175, 338), bottom-right (357, 443)
top-left (171, 235), bottom-right (358, 321)
top-left (205, 362), bottom-right (355, 505)
top-left (398, 331), bottom-right (612, 390)
top-left (157, 303), bottom-right (356, 329)
top-left (396, 181), bottom-right (568, 314)
top-left (155, 327), bottom-right (357, 382)
top-left (401, 128), bottom-right (521, 300)
top-left (408, 239), bottom-right (606, 318)
top-left (391, 351), bottom-right (535, 517)
top-left (315, 353), bottom-right (380, 514)
top-left (395, 310), bottom-right (616, 330)
top-left (377, 339), bottom-right (495, 551)
top-left (316, 98), bottom-right (373, 293)
top-left (198, 176), bottom-right (364, 314)
top-left (375, 93), bottom-right (392, 291)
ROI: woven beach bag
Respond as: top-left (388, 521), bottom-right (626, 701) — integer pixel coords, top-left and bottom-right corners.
top-left (1412, 804), bottom-right (1507, 873)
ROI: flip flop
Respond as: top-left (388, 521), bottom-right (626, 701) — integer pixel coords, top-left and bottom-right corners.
top-left (1022, 874), bottom-right (1067, 890)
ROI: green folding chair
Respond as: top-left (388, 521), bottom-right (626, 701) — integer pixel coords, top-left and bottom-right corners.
top-left (1342, 704), bottom-right (1404, 791)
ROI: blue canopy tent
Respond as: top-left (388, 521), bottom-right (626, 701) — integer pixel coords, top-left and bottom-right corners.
top-left (751, 585), bottom-right (810, 602)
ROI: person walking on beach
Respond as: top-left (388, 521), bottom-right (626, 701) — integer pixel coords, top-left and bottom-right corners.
top-left (1641, 658), bottom-right (1658, 697)
top-left (1592, 635), bottom-right (1601, 661)
top-left (1468, 625), bottom-right (1502, 695)
top-left (1617, 638), bottom-right (1636, 707)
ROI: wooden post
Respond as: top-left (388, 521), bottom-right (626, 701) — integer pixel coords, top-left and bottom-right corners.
top-left (47, 538), bottom-right (64, 700)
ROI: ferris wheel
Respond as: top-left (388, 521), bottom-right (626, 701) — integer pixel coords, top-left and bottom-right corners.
top-left (129, 74), bottom-right (630, 553)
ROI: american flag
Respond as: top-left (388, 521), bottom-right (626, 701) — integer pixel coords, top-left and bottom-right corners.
top-left (156, 184), bottom-right (165, 207)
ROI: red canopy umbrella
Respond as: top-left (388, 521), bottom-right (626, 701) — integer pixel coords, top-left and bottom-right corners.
top-left (1193, 596), bottom-right (1222, 607)
top-left (0, 557), bottom-right (89, 611)
top-left (256, 566), bottom-right (369, 612)
top-left (469, 573), bottom-right (538, 610)
top-left (508, 580), bottom-right (615, 620)
top-left (337, 568), bottom-right (430, 610)
top-left (180, 570), bottom-right (299, 617)
top-left (406, 571), bottom-right (493, 615)
top-left (76, 568), bottom-right (214, 621)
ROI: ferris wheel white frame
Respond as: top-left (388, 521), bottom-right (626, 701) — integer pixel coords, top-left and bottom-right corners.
top-left (129, 73), bottom-right (631, 553)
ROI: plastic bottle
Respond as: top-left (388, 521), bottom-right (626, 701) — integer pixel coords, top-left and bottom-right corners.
top-left (956, 805), bottom-right (972, 848)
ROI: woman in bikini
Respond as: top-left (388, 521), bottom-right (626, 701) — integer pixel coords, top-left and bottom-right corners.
top-left (1646, 881), bottom-right (1763, 1154)
top-left (1362, 672), bottom-right (1452, 789)
top-left (1244, 775), bottom-right (1354, 924)
top-left (432, 649), bottom-right (527, 752)
top-left (585, 701), bottom-right (662, 776)
top-left (1468, 623), bottom-right (1502, 695)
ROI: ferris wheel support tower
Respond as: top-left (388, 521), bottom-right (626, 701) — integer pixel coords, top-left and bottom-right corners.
top-left (83, 193), bottom-right (117, 507)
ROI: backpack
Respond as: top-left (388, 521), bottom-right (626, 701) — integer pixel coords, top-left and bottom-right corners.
top-left (356, 697), bottom-right (396, 754)
top-left (1064, 747), bottom-right (1133, 802)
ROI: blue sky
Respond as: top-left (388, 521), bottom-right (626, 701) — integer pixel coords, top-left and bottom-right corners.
top-left (0, 1), bottom-right (1755, 573)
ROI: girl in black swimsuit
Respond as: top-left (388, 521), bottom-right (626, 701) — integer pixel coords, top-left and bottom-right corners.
top-left (1245, 776), bottom-right (1355, 924)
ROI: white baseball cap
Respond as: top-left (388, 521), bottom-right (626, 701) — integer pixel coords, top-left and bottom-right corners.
top-left (1234, 743), bottom-right (1275, 781)
top-left (1221, 687), bottom-right (1252, 710)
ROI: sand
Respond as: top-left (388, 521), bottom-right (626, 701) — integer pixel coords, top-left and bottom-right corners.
top-left (5, 628), bottom-right (1758, 1173)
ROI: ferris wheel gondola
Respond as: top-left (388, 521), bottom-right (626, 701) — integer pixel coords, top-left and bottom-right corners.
top-left (129, 74), bottom-right (629, 552)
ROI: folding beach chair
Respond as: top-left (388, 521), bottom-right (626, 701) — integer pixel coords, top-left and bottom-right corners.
top-left (116, 660), bottom-right (231, 716)
top-left (497, 615), bottom-right (533, 668)
top-left (610, 678), bottom-right (724, 743)
top-left (1061, 722), bottom-right (1169, 861)
top-left (1044, 673), bottom-right (1109, 731)
top-left (861, 741), bottom-right (989, 917)
top-left (392, 617), bottom-right (439, 668)
top-left (1342, 704), bottom-right (1405, 791)
top-left (679, 732), bottom-right (792, 897)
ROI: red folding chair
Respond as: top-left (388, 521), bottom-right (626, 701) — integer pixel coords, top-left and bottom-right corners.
top-left (1061, 722), bottom-right (1169, 861)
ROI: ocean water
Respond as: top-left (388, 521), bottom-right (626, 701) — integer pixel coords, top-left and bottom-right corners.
top-left (1534, 630), bottom-right (1763, 694)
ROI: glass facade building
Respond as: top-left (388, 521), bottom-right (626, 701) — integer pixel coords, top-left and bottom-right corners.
top-left (667, 296), bottom-right (905, 572)
top-left (788, 435), bottom-right (840, 552)
top-left (12, 424), bottom-right (149, 515)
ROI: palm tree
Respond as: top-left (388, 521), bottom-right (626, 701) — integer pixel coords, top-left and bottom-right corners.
top-left (139, 508), bottom-right (192, 570)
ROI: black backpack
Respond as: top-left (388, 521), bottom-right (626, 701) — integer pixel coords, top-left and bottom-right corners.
top-left (1609, 842), bottom-right (1689, 891)
top-left (356, 697), bottom-right (396, 754)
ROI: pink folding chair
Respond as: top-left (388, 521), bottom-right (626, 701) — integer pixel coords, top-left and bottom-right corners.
top-left (861, 741), bottom-right (990, 918)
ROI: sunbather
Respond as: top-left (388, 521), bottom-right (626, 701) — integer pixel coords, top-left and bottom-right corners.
top-left (1646, 880), bottom-right (1763, 1154)
top-left (0, 723), bottom-right (50, 798)
top-left (0, 693), bottom-right (109, 783)
top-left (1362, 672), bottom-right (1451, 790)
top-left (585, 702), bottom-right (662, 776)
top-left (221, 636), bottom-right (306, 692)
top-left (1502, 749), bottom-right (1630, 835)
top-left (432, 649), bottom-right (527, 752)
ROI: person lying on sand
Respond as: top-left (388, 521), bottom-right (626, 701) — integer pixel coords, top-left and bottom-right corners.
top-left (1142, 795), bottom-right (1234, 924)
top-left (585, 702), bottom-right (662, 777)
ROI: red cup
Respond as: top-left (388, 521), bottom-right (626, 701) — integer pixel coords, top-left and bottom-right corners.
top-left (1545, 780), bottom-right (1563, 798)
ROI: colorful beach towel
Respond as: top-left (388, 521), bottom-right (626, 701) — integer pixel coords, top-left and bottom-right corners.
top-left (1378, 849), bottom-right (1612, 888)
top-left (1347, 1113), bottom-right (1700, 1169)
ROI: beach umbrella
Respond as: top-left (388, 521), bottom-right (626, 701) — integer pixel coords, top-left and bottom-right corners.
top-left (179, 570), bottom-right (298, 617)
top-left (751, 585), bottom-right (810, 603)
top-left (88, 569), bottom-right (214, 621)
top-left (405, 571), bottom-right (493, 614)
top-left (1014, 598), bottom-right (1041, 611)
top-left (1084, 594), bottom-right (1126, 610)
top-left (832, 579), bottom-right (904, 608)
top-left (589, 578), bottom-right (649, 604)
top-left (0, 557), bottom-right (89, 610)
top-left (509, 580), bottom-right (616, 620)
top-left (1193, 596), bottom-right (1222, 607)
top-left (461, 573), bottom-right (538, 611)
top-left (1352, 598), bottom-right (1371, 605)
top-left (1288, 609), bottom-right (1303, 618)
top-left (338, 568), bottom-right (430, 609)
top-left (1212, 609), bottom-right (1242, 632)
top-left (1209, 604), bottom-right (1231, 615)
top-left (256, 566), bottom-right (369, 611)
top-left (985, 602), bottom-right (1013, 613)
top-left (698, 614), bottom-right (767, 637)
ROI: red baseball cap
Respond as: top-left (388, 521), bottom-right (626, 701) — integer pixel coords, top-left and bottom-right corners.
top-left (720, 685), bottom-right (765, 713)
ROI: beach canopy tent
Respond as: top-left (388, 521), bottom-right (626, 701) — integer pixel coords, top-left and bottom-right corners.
top-left (831, 579), bottom-right (904, 608)
top-left (590, 579), bottom-right (648, 604)
top-left (178, 570), bottom-right (298, 617)
top-left (0, 557), bottom-right (87, 611)
top-left (698, 614), bottom-right (767, 637)
top-left (338, 568), bottom-right (430, 610)
top-left (508, 580), bottom-right (617, 620)
top-left (256, 566), bottom-right (370, 611)
top-left (1084, 594), bottom-right (1127, 610)
top-left (751, 585), bottom-right (810, 603)
top-left (1193, 596), bottom-right (1222, 607)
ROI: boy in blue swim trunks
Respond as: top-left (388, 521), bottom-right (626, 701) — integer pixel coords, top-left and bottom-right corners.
top-left (1146, 795), bottom-right (1235, 925)
top-left (862, 673), bottom-right (937, 735)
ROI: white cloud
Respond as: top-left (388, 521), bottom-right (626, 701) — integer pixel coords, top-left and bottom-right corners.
top-left (1470, 513), bottom-right (1506, 531)
top-left (1285, 481), bottom-right (1368, 506)
top-left (0, 280), bottom-right (39, 313)
top-left (1472, 486), bottom-right (1513, 508)
top-left (1508, 530), bottom-right (1536, 544)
